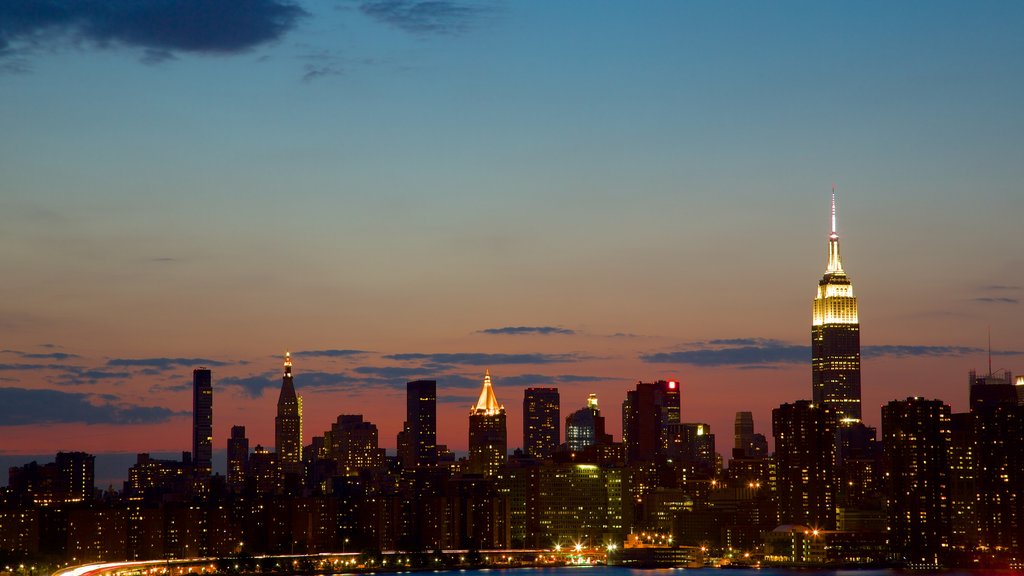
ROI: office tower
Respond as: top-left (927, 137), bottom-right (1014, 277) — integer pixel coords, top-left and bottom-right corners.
top-left (55, 451), bottom-right (95, 502)
top-left (227, 425), bottom-right (249, 494)
top-left (330, 414), bottom-right (385, 474)
top-left (969, 369), bottom-right (1024, 554)
top-left (404, 380), bottom-right (437, 468)
top-left (812, 191), bottom-right (861, 423)
top-left (732, 412), bottom-right (767, 458)
top-left (622, 380), bottom-right (680, 463)
top-left (882, 397), bottom-right (952, 568)
top-left (666, 423), bottom-right (716, 474)
top-left (192, 368), bottom-right (213, 476)
top-left (468, 369), bottom-right (507, 476)
top-left (523, 387), bottom-right (560, 459)
top-left (566, 394), bottom-right (609, 452)
top-left (275, 352), bottom-right (303, 478)
top-left (772, 400), bottom-right (838, 529)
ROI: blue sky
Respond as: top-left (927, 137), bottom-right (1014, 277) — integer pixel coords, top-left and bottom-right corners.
top-left (1, 1), bottom-right (1022, 477)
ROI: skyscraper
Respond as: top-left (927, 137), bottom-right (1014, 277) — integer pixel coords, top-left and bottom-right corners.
top-left (523, 387), bottom-right (559, 459)
top-left (772, 400), bottom-right (838, 529)
top-left (192, 368), bottom-right (213, 476)
top-left (275, 352), bottom-right (303, 478)
top-left (812, 191), bottom-right (861, 423)
top-left (404, 380), bottom-right (437, 468)
top-left (882, 397), bottom-right (952, 569)
top-left (227, 425), bottom-right (248, 494)
top-left (566, 394), bottom-right (608, 452)
top-left (469, 369), bottom-right (507, 476)
top-left (622, 380), bottom-right (680, 463)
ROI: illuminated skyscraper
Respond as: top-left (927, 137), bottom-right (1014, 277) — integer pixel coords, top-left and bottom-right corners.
top-left (523, 387), bottom-right (559, 459)
top-left (192, 368), bottom-right (213, 476)
top-left (275, 352), bottom-right (303, 478)
top-left (469, 369), bottom-right (507, 476)
top-left (812, 191), bottom-right (861, 423)
top-left (882, 397), bottom-right (951, 568)
top-left (566, 394), bottom-right (606, 452)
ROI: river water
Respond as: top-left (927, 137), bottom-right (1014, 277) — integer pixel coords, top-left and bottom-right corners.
top-left (415, 567), bottom-right (990, 576)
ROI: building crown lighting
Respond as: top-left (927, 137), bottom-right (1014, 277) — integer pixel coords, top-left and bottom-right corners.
top-left (472, 369), bottom-right (504, 415)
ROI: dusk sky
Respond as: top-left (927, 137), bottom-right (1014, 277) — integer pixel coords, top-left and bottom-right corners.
top-left (1, 1), bottom-right (1022, 484)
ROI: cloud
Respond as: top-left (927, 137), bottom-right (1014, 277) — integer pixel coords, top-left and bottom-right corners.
top-left (107, 357), bottom-right (229, 369)
top-left (0, 0), bottom-right (306, 67)
top-left (479, 326), bottom-right (576, 336)
top-left (358, 1), bottom-right (485, 35)
top-left (641, 343), bottom-right (808, 366)
top-left (641, 339), bottom-right (1016, 367)
top-left (437, 394), bottom-right (478, 405)
top-left (0, 363), bottom-right (54, 371)
top-left (973, 297), bottom-right (1019, 304)
top-left (385, 352), bottom-right (583, 366)
top-left (20, 351), bottom-right (80, 360)
top-left (221, 370), bottom-right (362, 398)
top-left (302, 63), bottom-right (343, 83)
top-left (0, 387), bottom-right (182, 425)
top-left (54, 368), bottom-right (133, 386)
top-left (982, 285), bottom-right (1021, 291)
top-left (495, 373), bottom-right (611, 387)
top-left (296, 349), bottom-right (369, 358)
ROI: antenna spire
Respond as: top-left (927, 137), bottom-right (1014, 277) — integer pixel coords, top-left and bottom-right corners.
top-left (988, 326), bottom-right (992, 377)
top-left (831, 184), bottom-right (837, 236)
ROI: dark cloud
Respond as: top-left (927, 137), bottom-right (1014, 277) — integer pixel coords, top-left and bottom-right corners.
top-left (107, 357), bottom-right (229, 369)
top-left (0, 362), bottom-right (53, 371)
top-left (302, 63), bottom-right (343, 83)
top-left (437, 394), bottom-right (478, 405)
top-left (221, 370), bottom-right (360, 398)
top-left (296, 349), bottom-right (369, 358)
top-left (0, 387), bottom-right (182, 425)
top-left (641, 340), bottom-right (1013, 367)
top-left (479, 326), bottom-right (576, 336)
top-left (385, 352), bottom-right (583, 366)
top-left (353, 365), bottom-right (435, 379)
top-left (54, 368), bottom-right (133, 386)
top-left (642, 345), bottom-right (808, 366)
top-left (496, 373), bottom-right (611, 387)
top-left (0, 0), bottom-right (306, 66)
top-left (982, 285), bottom-right (1021, 291)
top-left (2, 349), bottom-right (81, 360)
top-left (219, 374), bottom-right (277, 398)
top-left (359, 1), bottom-right (484, 35)
top-left (973, 297), bottom-right (1019, 304)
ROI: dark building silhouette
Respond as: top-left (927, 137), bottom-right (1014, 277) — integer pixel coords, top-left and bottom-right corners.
top-left (523, 387), bottom-right (560, 458)
top-left (400, 380), bottom-right (437, 468)
top-left (622, 380), bottom-right (680, 463)
top-left (733, 411), bottom-right (768, 458)
top-left (275, 352), bottom-right (303, 481)
top-left (227, 425), bottom-right (249, 494)
top-left (772, 400), bottom-right (838, 529)
top-left (329, 414), bottom-right (385, 474)
top-left (811, 192), bottom-right (861, 423)
top-left (192, 368), bottom-right (213, 476)
top-left (882, 397), bottom-right (952, 568)
top-left (55, 451), bottom-right (95, 503)
top-left (468, 370), bottom-right (507, 476)
top-left (565, 393), bottom-right (610, 452)
top-left (969, 369), bottom-right (1024, 555)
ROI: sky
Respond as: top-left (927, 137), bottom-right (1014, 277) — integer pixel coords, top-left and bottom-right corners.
top-left (1, 0), bottom-right (1022, 485)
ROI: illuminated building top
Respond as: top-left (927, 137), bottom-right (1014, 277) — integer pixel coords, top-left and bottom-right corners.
top-left (284, 351), bottom-right (292, 375)
top-left (473, 369), bottom-right (504, 415)
top-left (587, 393), bottom-right (599, 410)
top-left (813, 189), bottom-right (858, 326)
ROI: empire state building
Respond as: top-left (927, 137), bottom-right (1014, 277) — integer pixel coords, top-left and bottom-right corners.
top-left (812, 191), bottom-right (861, 423)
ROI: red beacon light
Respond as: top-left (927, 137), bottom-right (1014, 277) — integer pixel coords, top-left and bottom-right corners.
top-left (668, 381), bottom-right (677, 389)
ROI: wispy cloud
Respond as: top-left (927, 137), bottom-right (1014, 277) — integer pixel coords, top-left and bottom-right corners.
top-left (0, 0), bottom-right (307, 69)
top-left (358, 1), bottom-right (486, 36)
top-left (641, 338), bottom-right (1020, 367)
top-left (0, 387), bottom-right (182, 425)
top-left (295, 349), bottom-right (369, 358)
top-left (973, 297), bottom-right (1019, 304)
top-left (479, 326), bottom-right (576, 336)
top-left (385, 352), bottom-right (584, 366)
top-left (107, 357), bottom-right (229, 369)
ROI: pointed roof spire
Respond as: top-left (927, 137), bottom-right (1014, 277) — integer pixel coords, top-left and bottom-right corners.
top-left (284, 351), bottom-right (292, 376)
top-left (825, 186), bottom-right (845, 275)
top-left (472, 368), bottom-right (503, 415)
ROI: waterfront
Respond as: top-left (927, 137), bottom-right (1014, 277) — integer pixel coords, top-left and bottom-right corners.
top-left (404, 568), bottom-right (996, 576)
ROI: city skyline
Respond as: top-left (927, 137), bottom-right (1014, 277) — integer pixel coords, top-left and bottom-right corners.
top-left (2, 1), bottom-right (1023, 479)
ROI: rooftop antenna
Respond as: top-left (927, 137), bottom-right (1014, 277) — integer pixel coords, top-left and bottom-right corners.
top-left (831, 184), bottom-right (837, 235)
